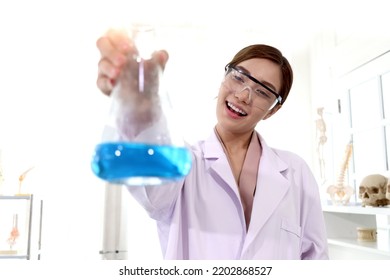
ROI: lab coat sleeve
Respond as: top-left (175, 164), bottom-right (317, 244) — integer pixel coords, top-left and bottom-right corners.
top-left (125, 143), bottom-right (192, 221)
top-left (107, 115), bottom-right (191, 221)
top-left (126, 179), bottom-right (184, 221)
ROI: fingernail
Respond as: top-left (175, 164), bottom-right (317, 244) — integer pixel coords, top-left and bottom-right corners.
top-left (121, 41), bottom-right (132, 51)
top-left (108, 79), bottom-right (115, 90)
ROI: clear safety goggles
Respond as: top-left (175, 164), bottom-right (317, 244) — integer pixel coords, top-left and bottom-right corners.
top-left (224, 65), bottom-right (282, 110)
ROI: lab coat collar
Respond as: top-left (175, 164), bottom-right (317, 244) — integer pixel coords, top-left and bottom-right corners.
top-left (204, 130), bottom-right (290, 255)
top-left (203, 129), bottom-right (288, 184)
top-left (203, 130), bottom-right (240, 203)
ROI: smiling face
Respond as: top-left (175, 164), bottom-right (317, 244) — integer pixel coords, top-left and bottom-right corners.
top-left (216, 58), bottom-right (282, 134)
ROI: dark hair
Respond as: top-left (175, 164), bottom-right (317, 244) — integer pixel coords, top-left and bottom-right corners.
top-left (226, 44), bottom-right (293, 105)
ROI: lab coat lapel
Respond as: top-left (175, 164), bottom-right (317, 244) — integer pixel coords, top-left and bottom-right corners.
top-left (242, 134), bottom-right (289, 254)
top-left (203, 131), bottom-right (240, 199)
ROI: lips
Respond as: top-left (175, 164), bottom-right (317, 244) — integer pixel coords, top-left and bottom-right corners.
top-left (226, 101), bottom-right (248, 116)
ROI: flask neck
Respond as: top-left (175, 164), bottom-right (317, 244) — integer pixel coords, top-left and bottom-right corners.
top-left (130, 25), bottom-right (156, 60)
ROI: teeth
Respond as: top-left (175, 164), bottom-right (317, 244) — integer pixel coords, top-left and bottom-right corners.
top-left (227, 102), bottom-right (247, 116)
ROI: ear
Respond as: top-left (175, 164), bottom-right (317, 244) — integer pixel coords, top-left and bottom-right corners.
top-left (263, 104), bottom-right (282, 120)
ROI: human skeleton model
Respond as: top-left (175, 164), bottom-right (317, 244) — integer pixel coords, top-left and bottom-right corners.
top-left (0, 165), bottom-right (4, 192)
top-left (326, 141), bottom-right (354, 205)
top-left (17, 166), bottom-right (34, 195)
top-left (7, 214), bottom-right (19, 249)
top-left (0, 150), bottom-right (4, 191)
top-left (315, 107), bottom-right (327, 184)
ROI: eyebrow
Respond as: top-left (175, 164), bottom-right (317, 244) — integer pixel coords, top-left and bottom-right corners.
top-left (235, 66), bottom-right (279, 94)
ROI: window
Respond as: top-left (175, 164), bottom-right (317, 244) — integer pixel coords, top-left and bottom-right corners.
top-left (382, 72), bottom-right (390, 165)
top-left (338, 52), bottom-right (390, 203)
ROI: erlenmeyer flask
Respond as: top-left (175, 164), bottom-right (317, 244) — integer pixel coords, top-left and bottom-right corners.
top-left (91, 25), bottom-right (192, 186)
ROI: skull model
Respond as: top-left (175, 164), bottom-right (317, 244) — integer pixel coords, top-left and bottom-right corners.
top-left (387, 179), bottom-right (390, 201)
top-left (359, 174), bottom-right (389, 207)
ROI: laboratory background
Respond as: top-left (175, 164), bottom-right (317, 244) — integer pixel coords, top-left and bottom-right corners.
top-left (0, 0), bottom-right (389, 260)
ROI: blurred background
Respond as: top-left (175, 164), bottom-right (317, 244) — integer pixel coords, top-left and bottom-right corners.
top-left (0, 0), bottom-right (389, 260)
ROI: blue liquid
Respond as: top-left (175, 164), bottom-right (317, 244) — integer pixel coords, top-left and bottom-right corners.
top-left (91, 142), bottom-right (192, 185)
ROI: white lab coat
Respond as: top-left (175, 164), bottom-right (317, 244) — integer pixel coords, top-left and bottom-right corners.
top-left (127, 130), bottom-right (329, 259)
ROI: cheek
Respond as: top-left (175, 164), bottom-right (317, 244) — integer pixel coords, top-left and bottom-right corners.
top-left (216, 86), bottom-right (230, 107)
top-left (251, 112), bottom-right (268, 123)
top-left (251, 105), bottom-right (270, 119)
top-left (215, 95), bottom-right (226, 119)
top-left (263, 111), bottom-right (273, 120)
top-left (218, 82), bottom-right (231, 97)
top-left (263, 106), bottom-right (280, 120)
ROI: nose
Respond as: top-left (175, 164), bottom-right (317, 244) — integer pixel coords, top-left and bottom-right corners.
top-left (235, 86), bottom-right (251, 104)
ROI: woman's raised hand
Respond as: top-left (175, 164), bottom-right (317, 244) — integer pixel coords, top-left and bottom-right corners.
top-left (96, 29), bottom-right (168, 96)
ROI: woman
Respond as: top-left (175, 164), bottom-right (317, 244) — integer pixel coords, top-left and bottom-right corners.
top-left (96, 30), bottom-right (329, 259)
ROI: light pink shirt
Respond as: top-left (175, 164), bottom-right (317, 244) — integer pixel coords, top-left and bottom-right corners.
top-left (127, 130), bottom-right (329, 259)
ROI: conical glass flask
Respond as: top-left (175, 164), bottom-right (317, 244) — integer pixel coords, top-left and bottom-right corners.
top-left (91, 25), bottom-right (192, 186)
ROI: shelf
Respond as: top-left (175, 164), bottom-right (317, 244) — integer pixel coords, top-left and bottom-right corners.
top-left (0, 194), bottom-right (36, 260)
top-left (0, 255), bottom-right (29, 259)
top-left (328, 238), bottom-right (390, 257)
top-left (0, 195), bottom-right (32, 200)
top-left (0, 251), bottom-right (29, 259)
top-left (322, 204), bottom-right (390, 215)
top-left (323, 203), bottom-right (390, 259)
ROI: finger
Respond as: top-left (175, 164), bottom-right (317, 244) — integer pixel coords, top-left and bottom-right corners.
top-left (96, 30), bottom-right (132, 68)
top-left (97, 49), bottom-right (169, 96)
top-left (97, 58), bottom-right (119, 95)
top-left (98, 58), bottom-right (120, 80)
top-left (153, 50), bottom-right (169, 70)
top-left (96, 37), bottom-right (126, 68)
top-left (96, 74), bottom-right (114, 96)
top-left (105, 28), bottom-right (133, 53)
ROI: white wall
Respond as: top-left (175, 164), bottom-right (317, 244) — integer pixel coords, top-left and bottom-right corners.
top-left (308, 14), bottom-right (390, 192)
top-left (0, 0), bottom-right (109, 260)
top-left (0, 0), bottom-right (326, 260)
top-left (308, 6), bottom-right (390, 260)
